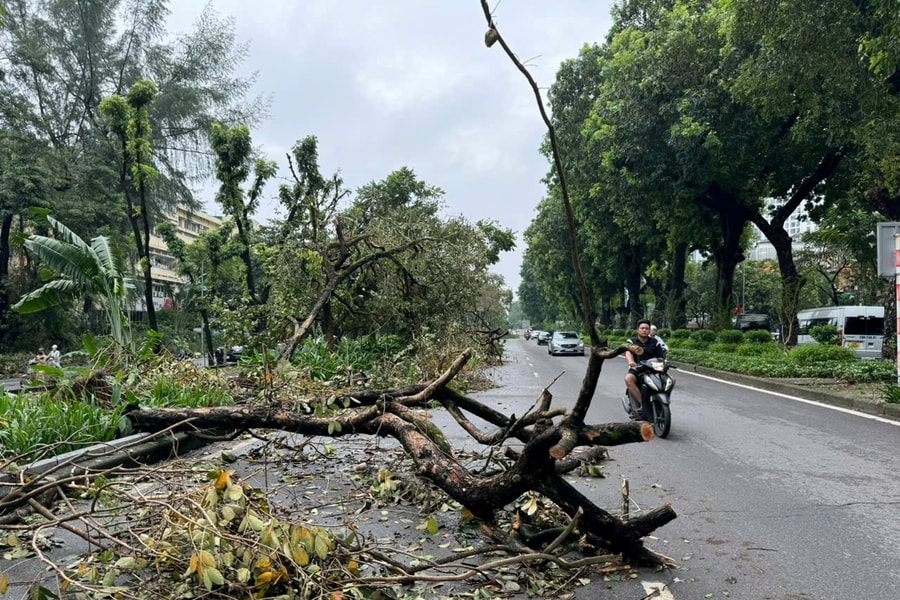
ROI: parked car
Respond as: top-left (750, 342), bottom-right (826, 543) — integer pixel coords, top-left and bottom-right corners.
top-left (733, 313), bottom-right (772, 332)
top-left (797, 305), bottom-right (884, 359)
top-left (548, 331), bottom-right (585, 356)
top-left (536, 331), bottom-right (552, 345)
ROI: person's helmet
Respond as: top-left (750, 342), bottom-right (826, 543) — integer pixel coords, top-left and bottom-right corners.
top-left (52, 345), bottom-right (58, 350)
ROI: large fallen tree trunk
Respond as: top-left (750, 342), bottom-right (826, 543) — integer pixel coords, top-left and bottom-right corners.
top-left (129, 346), bottom-right (676, 566)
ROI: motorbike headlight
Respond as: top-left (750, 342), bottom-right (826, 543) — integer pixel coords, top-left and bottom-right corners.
top-left (664, 377), bottom-right (674, 393)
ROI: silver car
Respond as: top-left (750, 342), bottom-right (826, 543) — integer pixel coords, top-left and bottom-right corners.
top-left (548, 331), bottom-right (585, 356)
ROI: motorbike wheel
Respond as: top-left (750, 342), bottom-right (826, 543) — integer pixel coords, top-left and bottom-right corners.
top-left (621, 393), bottom-right (635, 419)
top-left (648, 397), bottom-right (671, 438)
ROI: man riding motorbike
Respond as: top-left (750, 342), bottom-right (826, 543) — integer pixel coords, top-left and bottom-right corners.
top-left (624, 320), bottom-right (668, 418)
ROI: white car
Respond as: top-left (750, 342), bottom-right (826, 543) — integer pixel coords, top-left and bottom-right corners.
top-left (548, 331), bottom-right (585, 356)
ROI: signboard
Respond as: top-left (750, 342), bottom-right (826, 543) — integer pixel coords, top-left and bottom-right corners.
top-left (876, 222), bottom-right (900, 277)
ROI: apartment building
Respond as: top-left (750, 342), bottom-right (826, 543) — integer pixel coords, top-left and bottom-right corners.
top-left (132, 205), bottom-right (225, 312)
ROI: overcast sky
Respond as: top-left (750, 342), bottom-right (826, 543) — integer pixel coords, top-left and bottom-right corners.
top-left (167, 1), bottom-right (616, 296)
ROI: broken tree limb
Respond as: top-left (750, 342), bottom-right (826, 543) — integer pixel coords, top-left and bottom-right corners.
top-left (127, 349), bottom-right (675, 566)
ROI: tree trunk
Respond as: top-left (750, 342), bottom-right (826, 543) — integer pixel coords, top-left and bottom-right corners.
top-left (667, 242), bottom-right (688, 329)
top-left (624, 245), bottom-right (643, 327)
top-left (883, 278), bottom-right (896, 361)
top-left (0, 214), bottom-right (13, 345)
top-left (138, 188), bottom-right (158, 336)
top-left (712, 216), bottom-right (744, 330)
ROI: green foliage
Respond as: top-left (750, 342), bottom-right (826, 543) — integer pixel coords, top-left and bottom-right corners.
top-left (717, 329), bottom-right (744, 344)
top-left (744, 329), bottom-right (776, 344)
top-left (289, 336), bottom-right (405, 385)
top-left (883, 384), bottom-right (900, 404)
top-left (692, 329), bottom-right (718, 344)
top-left (13, 213), bottom-right (132, 348)
top-left (708, 343), bottom-right (739, 355)
top-left (669, 348), bottom-right (894, 382)
top-left (809, 324), bottom-right (840, 346)
top-left (670, 329), bottom-right (693, 340)
top-left (0, 391), bottom-right (124, 459)
top-left (734, 343), bottom-right (783, 358)
top-left (787, 344), bottom-right (857, 363)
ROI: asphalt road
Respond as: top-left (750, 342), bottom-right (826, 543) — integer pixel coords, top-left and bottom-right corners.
top-left (491, 338), bottom-right (900, 600)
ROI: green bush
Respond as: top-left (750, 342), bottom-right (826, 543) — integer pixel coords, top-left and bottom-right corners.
top-left (717, 330), bottom-right (744, 344)
top-left (810, 324), bottom-right (839, 346)
top-left (744, 330), bottom-right (775, 344)
top-left (787, 344), bottom-right (856, 363)
top-left (883, 384), bottom-right (900, 404)
top-left (0, 391), bottom-right (125, 459)
top-left (708, 342), bottom-right (740, 354)
top-left (668, 348), bottom-right (894, 383)
top-left (657, 328), bottom-right (672, 338)
top-left (670, 329), bottom-right (693, 340)
top-left (692, 329), bottom-right (718, 344)
top-left (735, 343), bottom-right (783, 357)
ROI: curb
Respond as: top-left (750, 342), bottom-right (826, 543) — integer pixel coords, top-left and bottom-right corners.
top-left (674, 362), bottom-right (900, 421)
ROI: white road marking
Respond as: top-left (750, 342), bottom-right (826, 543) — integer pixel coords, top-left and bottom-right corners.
top-left (641, 580), bottom-right (676, 599)
top-left (680, 369), bottom-right (900, 427)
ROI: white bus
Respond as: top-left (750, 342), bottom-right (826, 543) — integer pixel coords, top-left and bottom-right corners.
top-left (796, 305), bottom-right (885, 359)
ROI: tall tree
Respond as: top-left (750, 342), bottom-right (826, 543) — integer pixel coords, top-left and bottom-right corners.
top-left (209, 123), bottom-right (277, 306)
top-left (100, 80), bottom-right (161, 334)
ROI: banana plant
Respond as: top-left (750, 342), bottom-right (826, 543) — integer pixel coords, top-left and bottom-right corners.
top-left (13, 211), bottom-right (133, 349)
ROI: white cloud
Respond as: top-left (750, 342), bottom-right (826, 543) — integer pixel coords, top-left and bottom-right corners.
top-left (357, 51), bottom-right (473, 113)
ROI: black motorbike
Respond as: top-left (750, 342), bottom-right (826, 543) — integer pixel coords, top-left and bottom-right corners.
top-left (622, 358), bottom-right (675, 438)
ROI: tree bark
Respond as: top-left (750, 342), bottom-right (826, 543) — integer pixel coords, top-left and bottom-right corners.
top-left (0, 214), bottom-right (13, 345)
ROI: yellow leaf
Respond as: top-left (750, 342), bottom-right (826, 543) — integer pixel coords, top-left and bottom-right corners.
top-left (185, 552), bottom-right (199, 577)
top-left (347, 560), bottom-right (359, 576)
top-left (199, 550), bottom-right (216, 568)
top-left (299, 526), bottom-right (314, 550)
top-left (292, 545), bottom-right (310, 566)
top-left (0, 573), bottom-right (8, 594)
top-left (214, 470), bottom-right (230, 490)
top-left (313, 534), bottom-right (329, 560)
